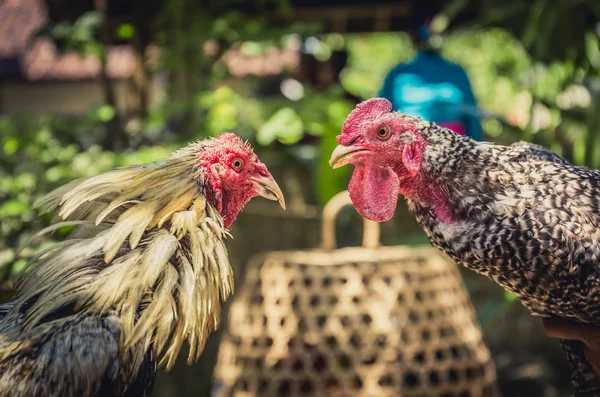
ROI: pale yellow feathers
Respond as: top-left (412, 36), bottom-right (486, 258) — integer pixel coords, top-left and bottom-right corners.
top-left (5, 143), bottom-right (234, 374)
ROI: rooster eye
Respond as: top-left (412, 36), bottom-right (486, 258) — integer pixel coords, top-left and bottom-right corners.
top-left (376, 125), bottom-right (390, 140)
top-left (231, 158), bottom-right (244, 171)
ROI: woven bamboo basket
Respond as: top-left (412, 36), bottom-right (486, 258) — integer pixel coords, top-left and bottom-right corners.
top-left (212, 191), bottom-right (499, 397)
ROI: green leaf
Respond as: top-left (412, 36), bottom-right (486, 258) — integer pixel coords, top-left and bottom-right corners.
top-left (45, 166), bottom-right (64, 182)
top-left (521, 0), bottom-right (547, 50)
top-left (0, 200), bottom-right (28, 217)
top-left (56, 225), bottom-right (76, 236)
top-left (240, 41), bottom-right (264, 57)
top-left (84, 42), bottom-right (104, 60)
top-left (212, 86), bottom-right (235, 103)
top-left (96, 105), bottom-right (116, 122)
top-left (257, 107), bottom-right (303, 146)
top-left (0, 249), bottom-right (15, 268)
top-left (586, 32), bottom-right (600, 69)
top-left (12, 258), bottom-right (28, 274)
top-left (207, 103), bottom-right (238, 136)
top-left (327, 100), bottom-right (355, 126)
top-left (50, 22), bottom-right (72, 40)
top-left (3, 138), bottom-right (19, 156)
top-left (14, 173), bottom-right (36, 191)
top-left (117, 23), bottom-right (135, 40)
top-left (74, 11), bottom-right (104, 33)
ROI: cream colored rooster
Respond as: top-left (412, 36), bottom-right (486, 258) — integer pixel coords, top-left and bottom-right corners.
top-left (0, 132), bottom-right (285, 397)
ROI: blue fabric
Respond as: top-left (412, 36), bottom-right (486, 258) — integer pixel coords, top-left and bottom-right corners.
top-left (378, 51), bottom-right (483, 141)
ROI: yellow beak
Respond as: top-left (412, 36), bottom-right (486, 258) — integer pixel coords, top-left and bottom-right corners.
top-left (250, 175), bottom-right (286, 210)
top-left (329, 144), bottom-right (370, 169)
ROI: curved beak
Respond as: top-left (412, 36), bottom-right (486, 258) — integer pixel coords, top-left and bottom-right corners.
top-left (250, 174), bottom-right (286, 210)
top-left (329, 144), bottom-right (370, 169)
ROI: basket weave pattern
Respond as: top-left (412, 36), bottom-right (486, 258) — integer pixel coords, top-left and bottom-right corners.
top-left (213, 192), bottom-right (498, 397)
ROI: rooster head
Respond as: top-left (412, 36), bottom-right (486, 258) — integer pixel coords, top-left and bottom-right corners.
top-left (198, 133), bottom-right (285, 227)
top-left (329, 98), bottom-right (427, 222)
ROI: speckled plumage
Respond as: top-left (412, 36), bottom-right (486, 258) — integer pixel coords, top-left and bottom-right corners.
top-left (409, 123), bottom-right (600, 396)
top-left (332, 99), bottom-right (600, 396)
top-left (0, 308), bottom-right (156, 397)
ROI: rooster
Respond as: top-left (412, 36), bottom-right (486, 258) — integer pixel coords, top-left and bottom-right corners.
top-left (0, 133), bottom-right (285, 397)
top-left (329, 98), bottom-right (600, 396)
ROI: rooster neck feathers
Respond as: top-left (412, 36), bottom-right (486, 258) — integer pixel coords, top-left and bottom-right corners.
top-left (408, 130), bottom-right (600, 322)
top-left (3, 138), bottom-right (234, 375)
top-left (334, 99), bottom-right (600, 394)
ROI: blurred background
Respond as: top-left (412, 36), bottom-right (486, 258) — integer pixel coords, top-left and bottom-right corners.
top-left (1, 0), bottom-right (600, 396)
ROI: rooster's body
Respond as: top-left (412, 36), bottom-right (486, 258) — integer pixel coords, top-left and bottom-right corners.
top-left (409, 131), bottom-right (600, 396)
top-left (0, 307), bottom-right (157, 396)
top-left (0, 133), bottom-right (284, 397)
top-left (330, 98), bottom-right (600, 396)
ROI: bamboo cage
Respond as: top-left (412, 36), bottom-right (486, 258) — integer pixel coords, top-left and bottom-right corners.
top-left (213, 191), bottom-right (499, 397)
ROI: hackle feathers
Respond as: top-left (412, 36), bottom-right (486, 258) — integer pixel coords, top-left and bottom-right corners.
top-left (5, 140), bottom-right (234, 375)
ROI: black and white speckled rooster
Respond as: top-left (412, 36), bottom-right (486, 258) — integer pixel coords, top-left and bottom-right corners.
top-left (0, 133), bottom-right (285, 397)
top-left (330, 97), bottom-right (600, 396)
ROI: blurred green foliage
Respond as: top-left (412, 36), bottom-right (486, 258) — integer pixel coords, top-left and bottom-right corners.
top-left (480, 0), bottom-right (599, 65)
top-left (40, 11), bottom-right (106, 59)
top-left (342, 33), bottom-right (415, 98)
top-left (0, 114), bottom-right (173, 282)
top-left (0, 6), bottom-right (598, 397)
top-left (1, 1), bottom-right (600, 296)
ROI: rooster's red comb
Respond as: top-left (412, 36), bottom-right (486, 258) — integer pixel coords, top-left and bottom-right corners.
top-left (217, 132), bottom-right (243, 144)
top-left (338, 98), bottom-right (393, 144)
